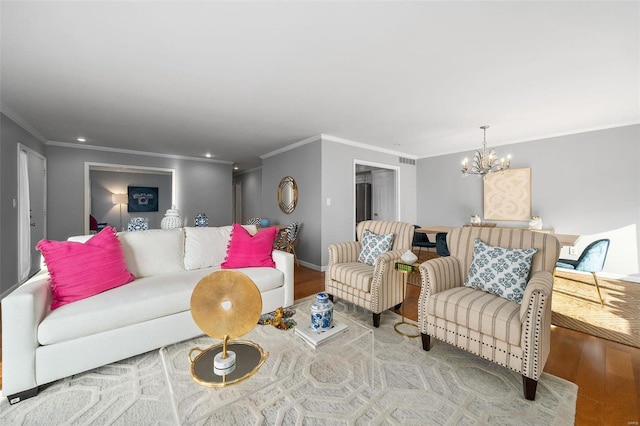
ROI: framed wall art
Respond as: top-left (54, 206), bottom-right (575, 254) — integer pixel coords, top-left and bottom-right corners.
top-left (483, 168), bottom-right (531, 221)
top-left (128, 186), bottom-right (159, 212)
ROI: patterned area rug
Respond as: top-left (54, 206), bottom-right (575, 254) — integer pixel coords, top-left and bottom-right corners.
top-left (0, 298), bottom-right (577, 425)
top-left (552, 270), bottom-right (640, 348)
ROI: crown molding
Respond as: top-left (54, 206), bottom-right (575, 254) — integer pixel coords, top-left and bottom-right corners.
top-left (0, 102), bottom-right (48, 143)
top-left (234, 165), bottom-right (262, 176)
top-left (260, 133), bottom-right (418, 160)
top-left (417, 121), bottom-right (640, 160)
top-left (320, 134), bottom-right (418, 159)
top-left (259, 135), bottom-right (322, 159)
top-left (47, 141), bottom-right (234, 164)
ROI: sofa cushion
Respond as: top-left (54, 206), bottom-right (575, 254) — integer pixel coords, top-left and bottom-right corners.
top-left (358, 229), bottom-right (394, 265)
top-left (329, 262), bottom-right (374, 292)
top-left (183, 225), bottom-right (257, 270)
top-left (427, 286), bottom-right (522, 346)
top-left (464, 238), bottom-right (537, 304)
top-left (221, 224), bottom-right (278, 268)
top-left (36, 226), bottom-right (134, 310)
top-left (38, 266), bottom-right (285, 345)
top-left (118, 228), bottom-right (186, 278)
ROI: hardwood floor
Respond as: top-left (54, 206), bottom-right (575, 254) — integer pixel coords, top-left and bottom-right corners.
top-left (2, 263), bottom-right (638, 425)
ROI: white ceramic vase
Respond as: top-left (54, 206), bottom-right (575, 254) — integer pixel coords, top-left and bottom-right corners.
top-left (401, 250), bottom-right (418, 264)
top-left (161, 207), bottom-right (182, 229)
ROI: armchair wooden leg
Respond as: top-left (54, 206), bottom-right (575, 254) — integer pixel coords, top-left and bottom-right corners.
top-left (372, 313), bottom-right (381, 328)
top-left (421, 333), bottom-right (431, 351)
top-left (522, 376), bottom-right (538, 401)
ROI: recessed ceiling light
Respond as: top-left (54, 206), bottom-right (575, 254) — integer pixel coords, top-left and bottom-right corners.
top-left (233, 166), bottom-right (239, 170)
top-left (205, 153), bottom-right (212, 158)
top-left (77, 137), bottom-right (87, 142)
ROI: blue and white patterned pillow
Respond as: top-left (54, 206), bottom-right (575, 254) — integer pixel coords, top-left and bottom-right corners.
top-left (358, 230), bottom-right (394, 266)
top-left (464, 238), bottom-right (538, 304)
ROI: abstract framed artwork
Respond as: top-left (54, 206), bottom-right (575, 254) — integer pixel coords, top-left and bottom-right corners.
top-left (128, 186), bottom-right (159, 212)
top-left (483, 168), bottom-right (531, 221)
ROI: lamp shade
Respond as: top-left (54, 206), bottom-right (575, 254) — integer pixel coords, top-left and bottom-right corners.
top-left (112, 193), bottom-right (128, 205)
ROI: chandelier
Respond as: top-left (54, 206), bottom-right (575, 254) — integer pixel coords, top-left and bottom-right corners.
top-left (461, 125), bottom-right (511, 177)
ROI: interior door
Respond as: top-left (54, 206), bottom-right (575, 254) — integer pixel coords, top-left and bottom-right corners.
top-left (28, 151), bottom-right (47, 276)
top-left (372, 169), bottom-right (396, 221)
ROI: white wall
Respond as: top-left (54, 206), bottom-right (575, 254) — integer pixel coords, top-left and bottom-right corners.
top-left (417, 124), bottom-right (640, 281)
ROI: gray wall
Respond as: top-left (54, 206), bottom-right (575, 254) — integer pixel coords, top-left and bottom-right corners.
top-left (1, 113), bottom-right (46, 296)
top-left (46, 145), bottom-right (233, 241)
top-left (417, 124), bottom-right (640, 280)
top-left (90, 170), bottom-right (172, 230)
top-left (262, 137), bottom-right (418, 269)
top-left (321, 138), bottom-right (417, 267)
top-left (234, 167), bottom-right (263, 224)
top-left (262, 141), bottom-right (322, 266)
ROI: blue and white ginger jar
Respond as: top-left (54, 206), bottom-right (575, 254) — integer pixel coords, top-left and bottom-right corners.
top-left (310, 292), bottom-right (333, 331)
top-left (127, 217), bottom-right (148, 232)
top-left (194, 213), bottom-right (208, 227)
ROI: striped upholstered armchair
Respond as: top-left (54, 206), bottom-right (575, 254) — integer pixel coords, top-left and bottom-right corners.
top-left (418, 227), bottom-right (560, 400)
top-left (325, 220), bottom-right (414, 327)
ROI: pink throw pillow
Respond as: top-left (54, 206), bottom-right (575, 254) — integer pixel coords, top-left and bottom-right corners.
top-left (221, 223), bottom-right (278, 269)
top-left (36, 226), bottom-right (134, 310)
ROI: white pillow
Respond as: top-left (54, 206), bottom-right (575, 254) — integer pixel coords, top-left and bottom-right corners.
top-left (118, 228), bottom-right (185, 278)
top-left (183, 225), bottom-right (257, 270)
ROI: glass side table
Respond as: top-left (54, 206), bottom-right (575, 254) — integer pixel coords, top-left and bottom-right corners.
top-left (394, 262), bottom-right (420, 338)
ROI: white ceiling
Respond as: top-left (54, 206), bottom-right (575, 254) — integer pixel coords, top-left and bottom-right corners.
top-left (1, 1), bottom-right (638, 170)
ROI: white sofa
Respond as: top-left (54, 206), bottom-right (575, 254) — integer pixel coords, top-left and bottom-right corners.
top-left (1, 226), bottom-right (294, 404)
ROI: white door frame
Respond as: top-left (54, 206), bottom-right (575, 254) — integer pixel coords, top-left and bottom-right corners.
top-left (84, 162), bottom-right (176, 234)
top-left (17, 143), bottom-right (47, 280)
top-left (352, 159), bottom-right (400, 237)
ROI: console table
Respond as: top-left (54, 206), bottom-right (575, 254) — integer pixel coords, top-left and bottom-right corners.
top-left (415, 226), bottom-right (580, 247)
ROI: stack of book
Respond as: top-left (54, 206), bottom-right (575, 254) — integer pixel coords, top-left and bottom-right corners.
top-left (294, 322), bottom-right (348, 349)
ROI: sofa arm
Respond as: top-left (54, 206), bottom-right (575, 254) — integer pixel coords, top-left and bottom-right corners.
top-left (419, 256), bottom-right (465, 297)
top-left (327, 241), bottom-right (362, 265)
top-left (272, 249), bottom-right (294, 308)
top-left (519, 270), bottom-right (554, 380)
top-left (1, 271), bottom-right (51, 396)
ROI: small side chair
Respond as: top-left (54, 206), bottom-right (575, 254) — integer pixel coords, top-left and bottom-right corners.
top-left (412, 225), bottom-right (436, 255)
top-left (556, 239), bottom-right (610, 306)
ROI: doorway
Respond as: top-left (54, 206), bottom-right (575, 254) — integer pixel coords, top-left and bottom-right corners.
top-left (84, 163), bottom-right (176, 234)
top-left (354, 160), bottom-right (399, 228)
top-left (17, 144), bottom-right (47, 280)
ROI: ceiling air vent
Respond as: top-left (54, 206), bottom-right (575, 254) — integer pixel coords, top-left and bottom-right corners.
top-left (399, 157), bottom-right (416, 165)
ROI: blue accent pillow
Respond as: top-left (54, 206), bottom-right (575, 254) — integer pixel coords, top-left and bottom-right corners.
top-left (358, 230), bottom-right (394, 266)
top-left (464, 238), bottom-right (537, 303)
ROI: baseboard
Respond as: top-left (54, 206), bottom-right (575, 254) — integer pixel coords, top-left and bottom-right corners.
top-left (297, 260), bottom-right (323, 271)
top-left (557, 268), bottom-right (640, 284)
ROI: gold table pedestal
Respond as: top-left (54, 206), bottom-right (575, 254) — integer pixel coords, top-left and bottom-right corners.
top-left (394, 262), bottom-right (420, 338)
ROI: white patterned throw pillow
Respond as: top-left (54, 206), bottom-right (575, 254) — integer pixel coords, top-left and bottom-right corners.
top-left (358, 230), bottom-right (394, 266)
top-left (464, 238), bottom-right (538, 303)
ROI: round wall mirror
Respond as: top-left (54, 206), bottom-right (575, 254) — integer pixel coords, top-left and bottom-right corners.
top-left (277, 176), bottom-right (298, 214)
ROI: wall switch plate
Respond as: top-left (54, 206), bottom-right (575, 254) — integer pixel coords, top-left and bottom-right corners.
top-left (569, 247), bottom-right (577, 255)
